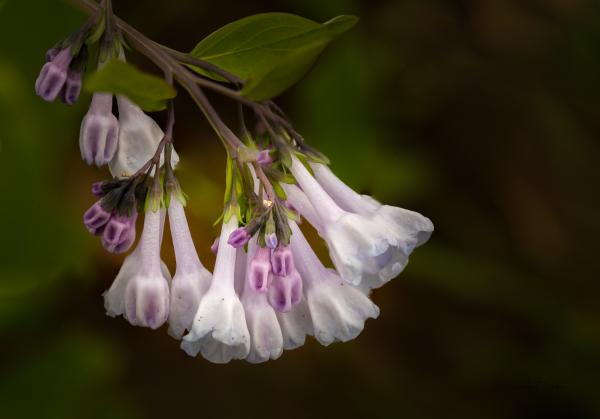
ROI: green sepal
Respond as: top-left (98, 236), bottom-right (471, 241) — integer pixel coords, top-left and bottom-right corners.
top-left (279, 146), bottom-right (293, 169)
top-left (224, 156), bottom-right (235, 205)
top-left (301, 144), bottom-right (330, 165)
top-left (283, 206), bottom-right (301, 223)
top-left (293, 152), bottom-right (316, 176)
top-left (165, 177), bottom-right (188, 209)
top-left (223, 203), bottom-right (241, 224)
top-left (272, 181), bottom-right (287, 201)
top-left (237, 145), bottom-right (259, 163)
top-left (257, 224), bottom-right (267, 247)
top-left (144, 177), bottom-right (164, 213)
top-left (265, 212), bottom-right (276, 237)
top-left (213, 211), bottom-right (225, 227)
top-left (85, 14), bottom-right (106, 45)
top-left (263, 165), bottom-right (294, 184)
top-left (273, 202), bottom-right (292, 245)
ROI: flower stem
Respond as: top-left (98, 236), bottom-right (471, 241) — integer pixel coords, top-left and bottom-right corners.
top-left (71, 0), bottom-right (303, 154)
top-left (72, 0), bottom-right (244, 154)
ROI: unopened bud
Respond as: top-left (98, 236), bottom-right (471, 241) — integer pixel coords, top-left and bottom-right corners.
top-left (79, 93), bottom-right (119, 166)
top-left (228, 228), bottom-right (251, 248)
top-left (61, 69), bottom-right (82, 105)
top-left (102, 210), bottom-right (137, 254)
top-left (83, 201), bottom-right (111, 235)
top-left (248, 246), bottom-right (272, 293)
top-left (271, 245), bottom-right (294, 277)
top-left (35, 48), bottom-right (72, 102)
top-left (268, 271), bottom-right (302, 313)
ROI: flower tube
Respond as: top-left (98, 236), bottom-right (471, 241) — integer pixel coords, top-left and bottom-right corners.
top-left (290, 221), bottom-right (379, 346)
top-left (167, 197), bottom-right (212, 339)
top-left (242, 238), bottom-right (284, 363)
top-left (181, 216), bottom-right (250, 363)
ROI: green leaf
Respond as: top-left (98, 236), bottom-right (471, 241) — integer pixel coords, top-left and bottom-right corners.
top-left (190, 13), bottom-right (358, 100)
top-left (85, 60), bottom-right (176, 111)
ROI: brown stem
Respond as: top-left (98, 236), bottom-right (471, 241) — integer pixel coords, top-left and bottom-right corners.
top-left (72, 0), bottom-right (245, 153)
top-left (253, 163), bottom-right (276, 201)
top-left (157, 45), bottom-right (243, 85)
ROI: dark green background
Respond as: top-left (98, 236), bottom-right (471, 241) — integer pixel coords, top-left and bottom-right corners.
top-left (1, 0), bottom-right (599, 418)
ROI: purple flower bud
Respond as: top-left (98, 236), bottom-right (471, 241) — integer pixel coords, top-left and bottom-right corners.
top-left (61, 69), bottom-right (82, 105)
top-left (210, 237), bottom-right (219, 254)
top-left (268, 271), bottom-right (303, 313)
top-left (248, 246), bottom-right (272, 293)
top-left (91, 181), bottom-right (104, 198)
top-left (265, 232), bottom-right (278, 249)
top-left (102, 211), bottom-right (137, 254)
top-left (257, 149), bottom-right (273, 166)
top-left (227, 227), bottom-right (251, 248)
top-left (35, 48), bottom-right (72, 102)
top-left (45, 48), bottom-right (60, 62)
top-left (83, 201), bottom-right (111, 235)
top-left (80, 93), bottom-right (119, 166)
top-left (271, 245), bottom-right (294, 277)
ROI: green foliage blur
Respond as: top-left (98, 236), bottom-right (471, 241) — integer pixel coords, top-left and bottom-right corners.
top-left (1, 0), bottom-right (599, 418)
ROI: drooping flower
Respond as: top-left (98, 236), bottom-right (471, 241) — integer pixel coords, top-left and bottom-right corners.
top-left (109, 96), bottom-right (179, 178)
top-left (123, 208), bottom-right (171, 329)
top-left (79, 93), bottom-right (119, 166)
top-left (104, 210), bottom-right (171, 319)
top-left (167, 197), bottom-right (211, 339)
top-left (290, 221), bottom-right (379, 345)
top-left (282, 184), bottom-right (323, 230)
top-left (311, 162), bottom-right (433, 256)
top-left (288, 156), bottom-right (433, 288)
top-left (35, 48), bottom-right (73, 102)
top-left (241, 238), bottom-right (283, 363)
top-left (181, 216), bottom-right (250, 363)
top-left (276, 298), bottom-right (313, 350)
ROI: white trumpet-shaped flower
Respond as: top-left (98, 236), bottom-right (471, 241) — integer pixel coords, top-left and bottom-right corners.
top-left (234, 248), bottom-right (247, 297)
top-left (104, 210), bottom-right (170, 318)
top-left (290, 222), bottom-right (379, 346)
top-left (167, 197), bottom-right (212, 339)
top-left (311, 162), bottom-right (433, 254)
top-left (288, 156), bottom-right (433, 288)
top-left (181, 216), bottom-right (250, 363)
top-left (122, 209), bottom-right (171, 329)
top-left (241, 239), bottom-right (284, 363)
top-left (109, 96), bottom-right (179, 178)
top-left (276, 298), bottom-right (313, 350)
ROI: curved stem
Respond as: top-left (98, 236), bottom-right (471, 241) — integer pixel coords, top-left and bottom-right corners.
top-left (72, 0), bottom-right (303, 150)
top-left (73, 0), bottom-right (244, 153)
top-left (253, 163), bottom-right (275, 201)
top-left (157, 44), bottom-right (242, 85)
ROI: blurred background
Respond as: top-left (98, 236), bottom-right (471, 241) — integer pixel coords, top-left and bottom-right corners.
top-left (1, 0), bottom-right (600, 418)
